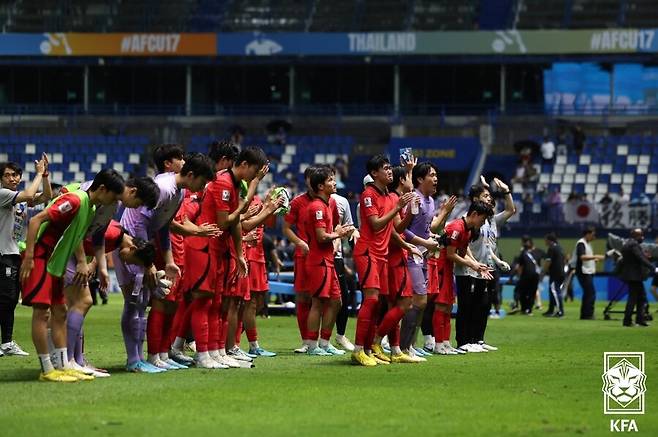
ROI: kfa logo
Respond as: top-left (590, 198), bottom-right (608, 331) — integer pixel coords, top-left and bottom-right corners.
top-left (602, 352), bottom-right (645, 432)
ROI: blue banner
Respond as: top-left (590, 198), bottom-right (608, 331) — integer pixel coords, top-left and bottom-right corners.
top-left (388, 137), bottom-right (481, 171)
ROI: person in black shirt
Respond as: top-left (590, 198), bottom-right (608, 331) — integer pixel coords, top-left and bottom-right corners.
top-left (516, 236), bottom-right (542, 315)
top-left (618, 228), bottom-right (655, 327)
top-left (543, 233), bottom-right (566, 317)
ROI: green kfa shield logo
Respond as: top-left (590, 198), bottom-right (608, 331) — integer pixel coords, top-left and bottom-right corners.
top-left (602, 352), bottom-right (646, 415)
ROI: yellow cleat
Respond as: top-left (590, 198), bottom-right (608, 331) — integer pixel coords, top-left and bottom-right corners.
top-left (39, 369), bottom-right (78, 383)
top-left (371, 344), bottom-right (392, 363)
top-left (367, 352), bottom-right (390, 365)
top-left (61, 368), bottom-right (95, 381)
top-left (391, 352), bottom-right (420, 364)
top-left (351, 350), bottom-right (377, 367)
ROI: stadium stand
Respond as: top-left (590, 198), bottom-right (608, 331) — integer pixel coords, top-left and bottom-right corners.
top-left (221, 0), bottom-right (310, 32)
top-left (5, 0), bottom-right (656, 33)
top-left (188, 134), bottom-right (354, 188)
top-left (526, 135), bottom-right (658, 204)
top-left (0, 134), bottom-right (148, 184)
top-left (410, 0), bottom-right (480, 31)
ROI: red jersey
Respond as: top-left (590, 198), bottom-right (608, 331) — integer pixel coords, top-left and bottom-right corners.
top-left (354, 184), bottom-right (397, 259)
top-left (305, 197), bottom-right (335, 266)
top-left (436, 218), bottom-right (471, 276)
top-left (83, 220), bottom-right (124, 255)
top-left (189, 169), bottom-right (240, 254)
top-left (387, 192), bottom-right (407, 267)
top-left (245, 196), bottom-right (266, 263)
top-left (285, 192), bottom-right (314, 258)
top-left (38, 193), bottom-right (83, 252)
top-left (170, 191), bottom-right (202, 265)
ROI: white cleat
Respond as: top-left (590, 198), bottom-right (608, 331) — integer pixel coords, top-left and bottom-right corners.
top-left (478, 341), bottom-right (498, 351)
top-left (228, 346), bottom-right (254, 362)
top-left (215, 354), bottom-right (241, 368)
top-left (433, 343), bottom-right (457, 355)
top-left (148, 356), bottom-right (175, 369)
top-left (405, 348), bottom-right (427, 362)
top-left (169, 348), bottom-right (194, 364)
top-left (196, 355), bottom-right (223, 369)
top-left (293, 343), bottom-right (309, 354)
top-left (334, 335), bottom-right (355, 352)
top-left (467, 343), bottom-right (487, 353)
top-left (1, 341), bottom-right (29, 356)
top-left (185, 341), bottom-right (197, 353)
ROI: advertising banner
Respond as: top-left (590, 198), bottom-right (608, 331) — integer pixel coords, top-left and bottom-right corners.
top-left (1, 29), bottom-right (657, 57)
top-left (388, 137), bottom-right (481, 171)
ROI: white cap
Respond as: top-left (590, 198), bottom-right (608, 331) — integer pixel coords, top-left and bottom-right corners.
top-left (363, 174), bottom-right (374, 186)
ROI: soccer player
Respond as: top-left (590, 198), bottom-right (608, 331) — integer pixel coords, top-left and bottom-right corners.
top-left (436, 201), bottom-right (494, 354)
top-left (371, 165), bottom-right (423, 364)
top-left (239, 192), bottom-right (285, 357)
top-left (351, 155), bottom-right (414, 367)
top-left (283, 166), bottom-right (318, 353)
top-left (304, 166), bottom-right (354, 356)
top-left (185, 147), bottom-right (267, 368)
top-left (456, 177), bottom-right (515, 352)
top-left (0, 156), bottom-right (52, 357)
top-left (115, 152), bottom-right (215, 373)
top-left (169, 140), bottom-right (237, 364)
top-left (20, 169), bottom-right (125, 382)
top-left (332, 190), bottom-right (357, 352)
top-left (220, 148), bottom-right (270, 364)
top-left (61, 176), bottom-right (159, 373)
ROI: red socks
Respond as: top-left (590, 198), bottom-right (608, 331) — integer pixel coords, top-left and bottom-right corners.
top-left (159, 312), bottom-right (174, 353)
top-left (320, 328), bottom-right (332, 341)
top-left (169, 298), bottom-right (189, 346)
top-left (246, 328), bottom-right (258, 343)
top-left (146, 308), bottom-right (165, 355)
top-left (433, 310), bottom-right (451, 342)
top-left (207, 296), bottom-right (222, 351)
top-left (355, 297), bottom-right (378, 347)
top-left (296, 299), bottom-right (311, 341)
top-left (376, 306), bottom-right (405, 339)
top-left (190, 297), bottom-right (211, 352)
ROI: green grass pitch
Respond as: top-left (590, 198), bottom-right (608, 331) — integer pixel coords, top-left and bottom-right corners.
top-left (0, 299), bottom-right (656, 436)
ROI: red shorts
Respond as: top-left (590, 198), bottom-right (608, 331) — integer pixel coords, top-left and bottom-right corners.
top-left (305, 261), bottom-right (341, 299)
top-left (184, 245), bottom-right (216, 294)
top-left (248, 261), bottom-right (269, 292)
top-left (436, 265), bottom-right (455, 305)
top-left (427, 261), bottom-right (440, 295)
top-left (217, 251), bottom-right (239, 296)
top-left (21, 254), bottom-right (64, 307)
top-left (354, 254), bottom-right (388, 294)
top-left (387, 262), bottom-right (412, 303)
top-left (293, 256), bottom-right (308, 293)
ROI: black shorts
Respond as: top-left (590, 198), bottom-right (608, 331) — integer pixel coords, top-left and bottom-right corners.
top-left (0, 254), bottom-right (21, 304)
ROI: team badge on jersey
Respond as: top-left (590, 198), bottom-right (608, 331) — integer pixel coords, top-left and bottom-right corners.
top-left (58, 201), bottom-right (73, 214)
top-left (450, 230), bottom-right (460, 240)
top-left (222, 190), bottom-right (230, 201)
top-left (315, 210), bottom-right (323, 220)
top-left (364, 197), bottom-right (372, 207)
